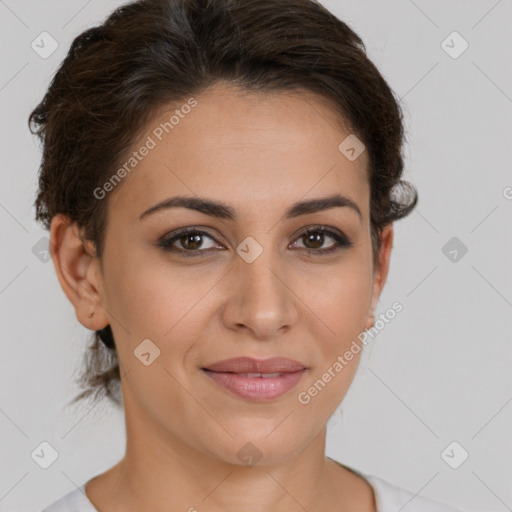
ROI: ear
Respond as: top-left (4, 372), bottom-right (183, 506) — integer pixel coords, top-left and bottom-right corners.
top-left (364, 223), bottom-right (394, 330)
top-left (49, 214), bottom-right (109, 330)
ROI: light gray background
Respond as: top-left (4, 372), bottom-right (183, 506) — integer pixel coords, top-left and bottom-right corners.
top-left (1, 0), bottom-right (511, 510)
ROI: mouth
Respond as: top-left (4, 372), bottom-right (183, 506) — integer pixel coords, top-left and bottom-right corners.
top-left (201, 357), bottom-right (308, 402)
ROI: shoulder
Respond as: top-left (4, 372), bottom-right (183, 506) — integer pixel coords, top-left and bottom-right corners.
top-left (364, 474), bottom-right (465, 512)
top-left (41, 484), bottom-right (97, 512)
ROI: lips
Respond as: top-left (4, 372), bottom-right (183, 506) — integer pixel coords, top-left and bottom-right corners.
top-left (202, 356), bottom-right (306, 374)
top-left (201, 357), bottom-right (307, 401)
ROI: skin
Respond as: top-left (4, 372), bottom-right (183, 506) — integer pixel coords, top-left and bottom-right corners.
top-left (50, 83), bottom-right (393, 512)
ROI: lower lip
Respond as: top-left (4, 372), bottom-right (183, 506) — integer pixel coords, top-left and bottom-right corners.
top-left (202, 369), bottom-right (307, 401)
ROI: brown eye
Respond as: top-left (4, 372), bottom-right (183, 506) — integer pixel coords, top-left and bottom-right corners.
top-left (178, 232), bottom-right (205, 250)
top-left (302, 231), bottom-right (326, 249)
top-left (158, 225), bottom-right (352, 258)
top-left (159, 228), bottom-right (221, 256)
top-left (290, 227), bottom-right (352, 255)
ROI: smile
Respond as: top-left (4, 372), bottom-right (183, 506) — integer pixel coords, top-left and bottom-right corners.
top-left (201, 356), bottom-right (308, 401)
top-left (202, 368), bottom-right (307, 401)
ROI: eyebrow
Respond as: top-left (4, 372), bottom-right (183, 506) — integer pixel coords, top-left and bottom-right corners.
top-left (139, 193), bottom-right (362, 223)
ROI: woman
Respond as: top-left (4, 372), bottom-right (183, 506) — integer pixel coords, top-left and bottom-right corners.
top-left (30, 0), bottom-right (464, 510)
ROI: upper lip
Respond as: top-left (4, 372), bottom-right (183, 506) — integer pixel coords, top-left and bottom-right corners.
top-left (202, 357), bottom-right (306, 373)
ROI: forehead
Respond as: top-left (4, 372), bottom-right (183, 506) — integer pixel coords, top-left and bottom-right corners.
top-left (107, 84), bottom-right (370, 222)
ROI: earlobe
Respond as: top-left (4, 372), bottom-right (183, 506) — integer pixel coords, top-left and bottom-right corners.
top-left (364, 310), bottom-right (376, 331)
top-left (49, 214), bottom-right (109, 330)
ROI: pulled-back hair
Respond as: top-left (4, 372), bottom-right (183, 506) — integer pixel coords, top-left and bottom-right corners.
top-left (29, 0), bottom-right (417, 408)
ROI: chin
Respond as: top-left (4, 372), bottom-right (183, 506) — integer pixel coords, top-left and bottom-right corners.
top-left (204, 423), bottom-right (311, 467)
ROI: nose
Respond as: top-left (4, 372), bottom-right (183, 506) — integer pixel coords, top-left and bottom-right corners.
top-left (220, 248), bottom-right (300, 340)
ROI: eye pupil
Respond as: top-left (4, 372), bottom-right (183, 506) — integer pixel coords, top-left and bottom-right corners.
top-left (303, 231), bottom-right (324, 249)
top-left (181, 233), bottom-right (203, 250)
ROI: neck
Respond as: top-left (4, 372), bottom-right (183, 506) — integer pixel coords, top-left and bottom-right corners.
top-left (85, 388), bottom-right (374, 512)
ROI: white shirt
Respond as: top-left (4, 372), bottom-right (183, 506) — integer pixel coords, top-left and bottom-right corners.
top-left (41, 471), bottom-right (464, 512)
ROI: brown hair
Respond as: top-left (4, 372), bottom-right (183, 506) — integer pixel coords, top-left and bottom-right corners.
top-left (29, 0), bottom-right (417, 408)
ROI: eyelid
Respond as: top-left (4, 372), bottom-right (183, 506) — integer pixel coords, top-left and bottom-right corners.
top-left (288, 224), bottom-right (344, 243)
top-left (158, 224), bottom-right (352, 255)
top-left (158, 227), bottom-right (223, 252)
top-left (288, 225), bottom-right (352, 253)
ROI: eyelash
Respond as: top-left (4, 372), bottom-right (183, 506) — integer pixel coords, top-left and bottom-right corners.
top-left (157, 225), bottom-right (353, 257)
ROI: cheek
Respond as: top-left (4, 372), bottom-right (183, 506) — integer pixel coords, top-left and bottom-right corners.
top-left (301, 259), bottom-right (373, 342)
top-left (295, 267), bottom-right (370, 420)
top-left (104, 254), bottom-right (222, 361)
top-left (107, 260), bottom-right (210, 412)
top-left (300, 259), bottom-right (373, 415)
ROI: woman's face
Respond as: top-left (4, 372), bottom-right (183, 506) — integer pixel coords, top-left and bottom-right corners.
top-left (58, 84), bottom-right (392, 466)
